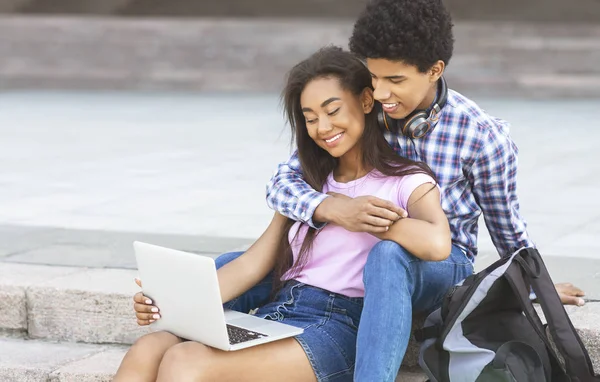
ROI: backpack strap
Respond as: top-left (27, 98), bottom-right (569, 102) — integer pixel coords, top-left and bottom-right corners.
top-left (414, 324), bottom-right (443, 342)
top-left (503, 262), bottom-right (566, 380)
top-left (517, 248), bottom-right (600, 381)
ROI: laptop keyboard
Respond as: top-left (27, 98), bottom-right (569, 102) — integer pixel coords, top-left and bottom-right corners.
top-left (227, 324), bottom-right (268, 345)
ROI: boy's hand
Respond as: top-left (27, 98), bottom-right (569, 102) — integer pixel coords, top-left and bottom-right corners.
top-left (555, 282), bottom-right (586, 306)
top-left (316, 192), bottom-right (407, 233)
top-left (133, 278), bottom-right (161, 326)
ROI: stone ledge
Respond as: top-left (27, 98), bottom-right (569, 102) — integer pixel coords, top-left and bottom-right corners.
top-left (537, 303), bottom-right (600, 373)
top-left (49, 348), bottom-right (128, 382)
top-left (26, 267), bottom-right (151, 344)
top-left (0, 335), bottom-right (424, 381)
top-left (0, 16), bottom-right (599, 97)
top-left (0, 337), bottom-right (110, 381)
top-left (0, 263), bottom-right (83, 332)
top-left (0, 262), bottom-right (598, 373)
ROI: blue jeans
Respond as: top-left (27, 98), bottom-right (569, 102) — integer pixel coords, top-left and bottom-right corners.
top-left (216, 241), bottom-right (473, 382)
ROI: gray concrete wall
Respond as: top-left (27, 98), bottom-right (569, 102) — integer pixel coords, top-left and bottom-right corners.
top-left (0, 0), bottom-right (30, 12)
top-left (1, 16), bottom-right (599, 97)
top-left (445, 0), bottom-right (600, 23)
top-left (2, 0), bottom-right (600, 22)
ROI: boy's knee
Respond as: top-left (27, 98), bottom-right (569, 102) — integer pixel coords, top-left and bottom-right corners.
top-left (215, 251), bottom-right (244, 269)
top-left (367, 241), bottom-right (414, 267)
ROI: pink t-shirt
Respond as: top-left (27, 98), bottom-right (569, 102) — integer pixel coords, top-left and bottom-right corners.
top-left (284, 170), bottom-right (437, 298)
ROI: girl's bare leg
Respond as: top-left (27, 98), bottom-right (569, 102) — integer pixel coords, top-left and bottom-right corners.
top-left (156, 337), bottom-right (316, 382)
top-left (113, 331), bottom-right (182, 382)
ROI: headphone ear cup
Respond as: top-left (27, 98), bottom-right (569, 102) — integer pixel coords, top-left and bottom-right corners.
top-left (403, 111), bottom-right (430, 138)
top-left (376, 103), bottom-right (389, 131)
top-left (377, 104), bottom-right (399, 132)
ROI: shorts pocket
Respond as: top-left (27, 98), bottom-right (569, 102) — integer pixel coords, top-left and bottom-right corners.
top-left (331, 307), bottom-right (359, 330)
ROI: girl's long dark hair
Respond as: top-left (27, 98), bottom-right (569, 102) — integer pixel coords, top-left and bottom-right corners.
top-left (271, 45), bottom-right (437, 294)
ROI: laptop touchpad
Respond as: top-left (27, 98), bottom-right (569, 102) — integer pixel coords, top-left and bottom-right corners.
top-left (227, 315), bottom-right (271, 330)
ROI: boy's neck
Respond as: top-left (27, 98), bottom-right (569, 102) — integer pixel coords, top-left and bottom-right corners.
top-left (334, 146), bottom-right (370, 183)
top-left (416, 81), bottom-right (438, 111)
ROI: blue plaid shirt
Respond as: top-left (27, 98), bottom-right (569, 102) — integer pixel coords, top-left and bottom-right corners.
top-left (265, 89), bottom-right (534, 259)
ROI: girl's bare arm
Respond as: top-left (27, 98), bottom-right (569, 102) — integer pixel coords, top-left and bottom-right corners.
top-left (217, 212), bottom-right (289, 303)
top-left (374, 184), bottom-right (451, 261)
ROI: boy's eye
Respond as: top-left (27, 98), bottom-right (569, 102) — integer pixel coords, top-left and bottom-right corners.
top-left (328, 108), bottom-right (340, 116)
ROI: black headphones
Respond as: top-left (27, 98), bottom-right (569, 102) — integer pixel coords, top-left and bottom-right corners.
top-left (377, 76), bottom-right (448, 139)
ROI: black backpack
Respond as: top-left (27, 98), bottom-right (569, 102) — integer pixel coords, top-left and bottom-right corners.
top-left (415, 247), bottom-right (599, 382)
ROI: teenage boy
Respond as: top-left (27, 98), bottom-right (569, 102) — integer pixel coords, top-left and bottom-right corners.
top-left (262, 0), bottom-right (585, 380)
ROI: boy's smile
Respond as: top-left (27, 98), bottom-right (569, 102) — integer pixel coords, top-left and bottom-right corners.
top-left (381, 102), bottom-right (400, 114)
top-left (367, 58), bottom-right (442, 120)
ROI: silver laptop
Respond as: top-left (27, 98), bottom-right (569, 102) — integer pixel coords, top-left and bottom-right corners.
top-left (133, 241), bottom-right (303, 351)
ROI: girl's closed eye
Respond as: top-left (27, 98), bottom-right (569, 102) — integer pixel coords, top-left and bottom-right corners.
top-left (327, 108), bottom-right (340, 116)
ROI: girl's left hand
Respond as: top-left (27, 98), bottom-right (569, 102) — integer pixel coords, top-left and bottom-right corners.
top-left (133, 278), bottom-right (161, 326)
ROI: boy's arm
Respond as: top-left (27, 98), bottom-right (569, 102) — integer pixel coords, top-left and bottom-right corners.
top-left (470, 125), bottom-right (533, 258)
top-left (471, 126), bottom-right (586, 306)
top-left (265, 151), bottom-right (328, 228)
top-left (266, 151), bottom-right (406, 231)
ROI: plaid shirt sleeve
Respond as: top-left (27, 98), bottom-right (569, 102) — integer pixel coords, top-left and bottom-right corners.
top-left (265, 150), bottom-right (328, 228)
top-left (471, 122), bottom-right (535, 257)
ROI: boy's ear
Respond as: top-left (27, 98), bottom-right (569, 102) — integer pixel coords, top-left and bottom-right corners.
top-left (429, 60), bottom-right (446, 83)
top-left (361, 88), bottom-right (375, 114)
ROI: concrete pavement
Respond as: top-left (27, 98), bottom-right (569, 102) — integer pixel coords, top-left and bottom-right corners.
top-left (0, 91), bottom-right (599, 297)
top-left (0, 91), bottom-right (599, 380)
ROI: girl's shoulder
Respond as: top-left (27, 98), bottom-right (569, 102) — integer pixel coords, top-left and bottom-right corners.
top-left (369, 169), bottom-right (436, 187)
top-left (370, 170), bottom-right (438, 208)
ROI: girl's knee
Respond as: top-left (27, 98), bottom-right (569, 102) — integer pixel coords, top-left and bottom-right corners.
top-left (130, 331), bottom-right (182, 355)
top-left (158, 342), bottom-right (213, 380)
top-left (115, 332), bottom-right (182, 381)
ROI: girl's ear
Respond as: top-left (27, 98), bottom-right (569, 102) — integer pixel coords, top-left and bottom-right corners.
top-left (361, 88), bottom-right (375, 114)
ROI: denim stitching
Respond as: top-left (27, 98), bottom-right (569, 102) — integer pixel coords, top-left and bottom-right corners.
top-left (320, 328), bottom-right (354, 377)
top-left (382, 300), bottom-right (410, 381)
top-left (313, 293), bottom-right (334, 329)
top-left (294, 336), bottom-right (326, 382)
top-left (330, 307), bottom-right (361, 331)
top-left (276, 282), bottom-right (303, 316)
top-left (320, 365), bottom-right (354, 381)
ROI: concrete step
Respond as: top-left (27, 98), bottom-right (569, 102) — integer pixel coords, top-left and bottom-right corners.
top-left (0, 336), bottom-right (425, 381)
top-left (0, 0), bottom-right (30, 12)
top-left (17, 0), bottom-right (131, 15)
top-left (0, 262), bottom-right (150, 344)
top-left (396, 369), bottom-right (428, 382)
top-left (4, 0), bottom-right (600, 22)
top-left (0, 337), bottom-right (127, 382)
top-left (0, 16), bottom-right (599, 97)
top-left (1, 261), bottom-right (599, 374)
top-left (116, 0), bottom-right (366, 18)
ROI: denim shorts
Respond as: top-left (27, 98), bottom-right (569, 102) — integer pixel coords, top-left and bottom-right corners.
top-left (254, 280), bottom-right (364, 382)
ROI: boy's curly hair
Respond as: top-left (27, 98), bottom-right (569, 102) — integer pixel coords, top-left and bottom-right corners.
top-left (349, 0), bottom-right (454, 73)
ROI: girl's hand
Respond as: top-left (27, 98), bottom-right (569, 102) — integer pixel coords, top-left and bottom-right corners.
top-left (133, 278), bottom-right (161, 326)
